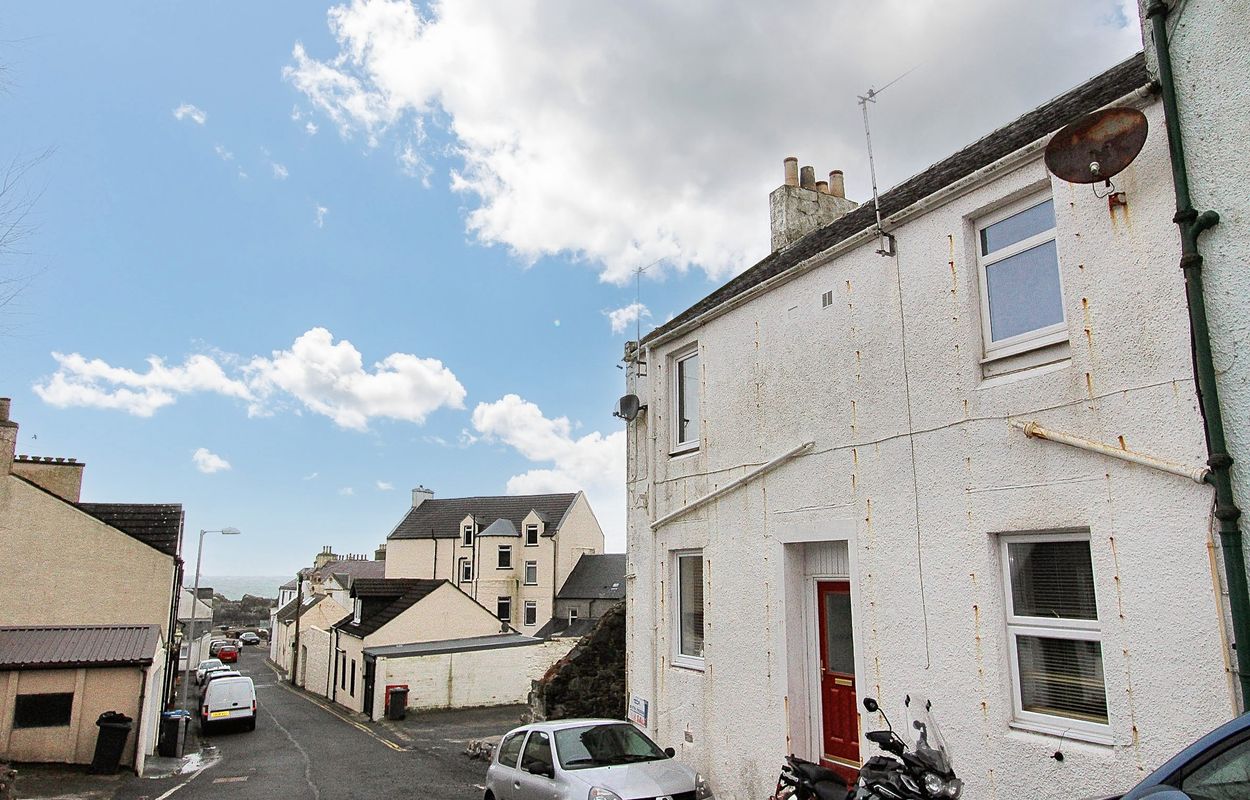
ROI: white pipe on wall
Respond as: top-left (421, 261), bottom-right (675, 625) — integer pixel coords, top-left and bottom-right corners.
top-left (1009, 419), bottom-right (1209, 484)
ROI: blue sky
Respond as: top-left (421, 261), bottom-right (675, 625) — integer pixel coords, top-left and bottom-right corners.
top-left (0, 1), bottom-right (1140, 576)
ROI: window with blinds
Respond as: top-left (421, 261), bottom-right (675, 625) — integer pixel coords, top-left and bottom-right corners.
top-left (1002, 533), bottom-right (1109, 735)
top-left (674, 551), bottom-right (705, 669)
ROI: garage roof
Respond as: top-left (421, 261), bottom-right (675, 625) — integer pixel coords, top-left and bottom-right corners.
top-left (0, 625), bottom-right (161, 670)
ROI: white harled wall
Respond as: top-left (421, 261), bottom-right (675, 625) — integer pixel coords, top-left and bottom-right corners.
top-left (625, 96), bottom-right (1229, 800)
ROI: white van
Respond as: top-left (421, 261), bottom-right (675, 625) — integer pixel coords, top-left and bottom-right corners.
top-left (201, 675), bottom-right (256, 732)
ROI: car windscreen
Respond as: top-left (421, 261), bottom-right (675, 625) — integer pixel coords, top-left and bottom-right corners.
top-left (554, 723), bottom-right (668, 770)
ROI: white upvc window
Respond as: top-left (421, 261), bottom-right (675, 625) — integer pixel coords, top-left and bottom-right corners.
top-left (462, 524), bottom-right (474, 547)
top-left (524, 561), bottom-right (538, 586)
top-left (523, 600), bottom-right (538, 626)
top-left (460, 559), bottom-right (473, 583)
top-left (568, 608), bottom-right (579, 624)
top-left (352, 598), bottom-right (362, 625)
top-left (525, 524), bottom-right (540, 546)
top-left (670, 345), bottom-right (700, 454)
top-left (497, 545), bottom-right (512, 569)
top-left (671, 550), bottom-right (705, 670)
top-left (497, 596), bottom-right (512, 623)
top-left (1001, 531), bottom-right (1109, 740)
top-left (976, 196), bottom-right (1067, 359)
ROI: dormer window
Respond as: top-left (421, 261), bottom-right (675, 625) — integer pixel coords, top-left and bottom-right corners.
top-left (352, 598), bottom-right (362, 625)
top-left (462, 524), bottom-right (474, 547)
top-left (525, 524), bottom-right (539, 546)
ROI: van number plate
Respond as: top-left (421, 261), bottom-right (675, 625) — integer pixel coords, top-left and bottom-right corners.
top-left (209, 711), bottom-right (231, 719)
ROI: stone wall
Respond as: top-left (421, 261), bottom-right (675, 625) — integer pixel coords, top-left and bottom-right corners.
top-left (530, 602), bottom-right (625, 721)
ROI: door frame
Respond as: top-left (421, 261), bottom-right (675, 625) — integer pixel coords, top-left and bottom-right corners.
top-left (362, 655), bottom-right (377, 719)
top-left (804, 559), bottom-right (863, 769)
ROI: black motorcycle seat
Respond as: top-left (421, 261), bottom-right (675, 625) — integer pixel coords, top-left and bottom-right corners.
top-left (795, 761), bottom-right (847, 788)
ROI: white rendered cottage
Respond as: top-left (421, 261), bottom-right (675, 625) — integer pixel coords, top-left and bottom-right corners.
top-left (623, 53), bottom-right (1232, 800)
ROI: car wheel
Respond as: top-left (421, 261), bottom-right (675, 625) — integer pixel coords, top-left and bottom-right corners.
top-left (246, 717), bottom-right (256, 731)
top-left (483, 792), bottom-right (495, 800)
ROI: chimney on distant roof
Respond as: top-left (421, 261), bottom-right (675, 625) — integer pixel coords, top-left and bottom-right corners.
top-left (412, 485), bottom-right (434, 508)
top-left (769, 157), bottom-right (858, 252)
top-left (375, 544), bottom-right (387, 561)
top-left (0, 398), bottom-right (16, 476)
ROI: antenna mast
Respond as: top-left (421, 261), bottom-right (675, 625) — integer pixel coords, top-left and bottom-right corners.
top-left (858, 64), bottom-right (919, 258)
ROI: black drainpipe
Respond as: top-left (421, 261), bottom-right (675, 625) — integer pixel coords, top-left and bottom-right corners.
top-left (1147, 0), bottom-right (1250, 709)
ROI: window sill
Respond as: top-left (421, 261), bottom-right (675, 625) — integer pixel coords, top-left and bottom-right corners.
top-left (1008, 719), bottom-right (1114, 746)
top-left (981, 329), bottom-right (1069, 364)
top-left (669, 443), bottom-right (699, 458)
top-left (671, 657), bottom-right (705, 673)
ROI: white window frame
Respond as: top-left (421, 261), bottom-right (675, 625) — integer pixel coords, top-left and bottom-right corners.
top-left (460, 559), bottom-right (473, 583)
top-left (462, 524), bottom-right (474, 547)
top-left (671, 549), bottom-right (705, 671)
top-left (352, 598), bottom-right (362, 625)
top-left (525, 524), bottom-right (540, 546)
top-left (568, 608), bottom-right (579, 624)
top-left (975, 194), bottom-right (1068, 361)
top-left (497, 545), bottom-right (512, 570)
top-left (497, 596), bottom-right (512, 623)
top-left (523, 600), bottom-right (538, 626)
top-left (524, 560), bottom-right (538, 586)
top-left (999, 530), bottom-right (1110, 742)
top-left (669, 344), bottom-right (700, 455)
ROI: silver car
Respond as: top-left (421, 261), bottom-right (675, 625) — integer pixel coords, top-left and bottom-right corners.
top-left (484, 719), bottom-right (714, 800)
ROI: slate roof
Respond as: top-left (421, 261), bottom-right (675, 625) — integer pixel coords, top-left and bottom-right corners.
top-left (640, 52), bottom-right (1150, 347)
top-left (280, 578), bottom-right (298, 591)
top-left (389, 493), bottom-right (579, 540)
top-left (557, 554), bottom-right (627, 601)
top-left (479, 518), bottom-right (519, 538)
top-left (534, 616), bottom-right (597, 640)
top-left (363, 633), bottom-right (540, 659)
top-left (321, 559), bottom-right (386, 586)
top-left (333, 579), bottom-right (444, 639)
top-left (275, 594), bottom-right (328, 624)
top-left (77, 503), bottom-right (184, 558)
top-left (0, 625), bottom-right (161, 670)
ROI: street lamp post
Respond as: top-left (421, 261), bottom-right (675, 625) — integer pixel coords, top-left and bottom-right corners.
top-left (180, 526), bottom-right (241, 712)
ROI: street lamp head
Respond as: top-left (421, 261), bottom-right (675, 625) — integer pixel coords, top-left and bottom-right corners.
top-left (221, 527), bottom-right (242, 535)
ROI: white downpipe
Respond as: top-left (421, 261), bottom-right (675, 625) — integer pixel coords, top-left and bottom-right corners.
top-left (650, 441), bottom-right (815, 531)
top-left (1009, 419), bottom-right (1209, 484)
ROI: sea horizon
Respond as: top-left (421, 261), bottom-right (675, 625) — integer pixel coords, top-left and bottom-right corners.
top-left (198, 575), bottom-right (290, 600)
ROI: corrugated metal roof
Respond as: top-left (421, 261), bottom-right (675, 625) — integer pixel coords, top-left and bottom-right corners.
top-left (0, 625), bottom-right (161, 670)
top-left (363, 633), bottom-right (541, 659)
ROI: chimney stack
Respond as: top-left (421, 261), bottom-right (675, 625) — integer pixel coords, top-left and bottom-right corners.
top-left (0, 398), bottom-right (16, 476)
top-left (375, 543), bottom-right (387, 562)
top-left (769, 158), bottom-right (859, 252)
top-left (412, 485), bottom-right (434, 508)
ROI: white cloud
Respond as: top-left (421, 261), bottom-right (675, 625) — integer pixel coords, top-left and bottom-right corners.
top-left (553, 319), bottom-right (560, 327)
top-left (376, 480), bottom-right (394, 490)
top-left (272, 162), bottom-right (289, 180)
top-left (306, 121), bottom-right (319, 136)
top-left (286, 0), bottom-right (1140, 284)
top-left (472, 394), bottom-right (624, 548)
top-left (33, 327), bottom-right (466, 431)
top-left (173, 103), bottom-right (207, 125)
top-left (339, 486), bottom-right (355, 496)
top-left (214, 144), bottom-right (234, 162)
top-left (606, 303), bottom-right (650, 335)
top-left (192, 447), bottom-right (231, 474)
top-left (303, 471), bottom-right (320, 480)
top-left (315, 204), bottom-right (328, 227)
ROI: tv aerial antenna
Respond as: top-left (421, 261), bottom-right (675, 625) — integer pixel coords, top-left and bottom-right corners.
top-left (858, 63), bottom-right (920, 258)
top-left (620, 256), bottom-right (664, 376)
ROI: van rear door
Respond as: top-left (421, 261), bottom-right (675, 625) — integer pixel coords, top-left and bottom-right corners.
top-left (206, 677), bottom-right (255, 721)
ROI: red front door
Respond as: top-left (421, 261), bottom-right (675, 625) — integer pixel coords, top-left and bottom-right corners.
top-left (817, 580), bottom-right (859, 782)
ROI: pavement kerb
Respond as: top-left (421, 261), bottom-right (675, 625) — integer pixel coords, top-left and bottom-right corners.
top-left (262, 659), bottom-right (410, 752)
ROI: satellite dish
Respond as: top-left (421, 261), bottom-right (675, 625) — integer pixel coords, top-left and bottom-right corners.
top-left (614, 394), bottom-right (645, 422)
top-left (1044, 107), bottom-right (1148, 184)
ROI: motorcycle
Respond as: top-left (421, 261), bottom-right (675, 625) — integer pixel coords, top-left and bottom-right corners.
top-left (771, 753), bottom-right (849, 800)
top-left (855, 694), bottom-right (962, 800)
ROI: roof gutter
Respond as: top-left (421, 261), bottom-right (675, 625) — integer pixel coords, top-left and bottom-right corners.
top-left (1147, 0), bottom-right (1250, 710)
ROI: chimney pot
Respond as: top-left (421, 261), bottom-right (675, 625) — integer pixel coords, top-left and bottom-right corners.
top-left (783, 157), bottom-right (799, 187)
top-left (815, 180), bottom-right (830, 194)
top-left (829, 170), bottom-right (846, 199)
top-left (0, 398), bottom-right (9, 422)
top-left (800, 166), bottom-right (816, 190)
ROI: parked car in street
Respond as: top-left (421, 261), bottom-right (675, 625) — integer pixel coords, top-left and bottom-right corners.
top-left (208, 639), bottom-right (230, 657)
top-left (238, 631), bottom-right (261, 645)
top-left (195, 658), bottom-right (224, 684)
top-left (485, 720), bottom-right (712, 800)
top-left (201, 675), bottom-right (256, 733)
top-left (1115, 711), bottom-right (1250, 800)
top-left (217, 643), bottom-right (240, 663)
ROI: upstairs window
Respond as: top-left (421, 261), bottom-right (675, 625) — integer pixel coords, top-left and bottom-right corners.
top-left (462, 524), bottom-right (474, 547)
top-left (568, 608), bottom-right (579, 624)
top-left (497, 596), bottom-right (512, 623)
top-left (977, 197), bottom-right (1065, 358)
top-left (352, 598), bottom-right (362, 625)
top-left (524, 561), bottom-right (538, 585)
top-left (671, 346), bottom-right (700, 454)
top-left (498, 545), bottom-right (513, 569)
top-left (672, 551), bottom-right (705, 670)
top-left (460, 559), bottom-right (473, 583)
top-left (524, 600), bottom-right (538, 626)
top-left (525, 524), bottom-right (540, 546)
top-left (1001, 532), bottom-right (1108, 738)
